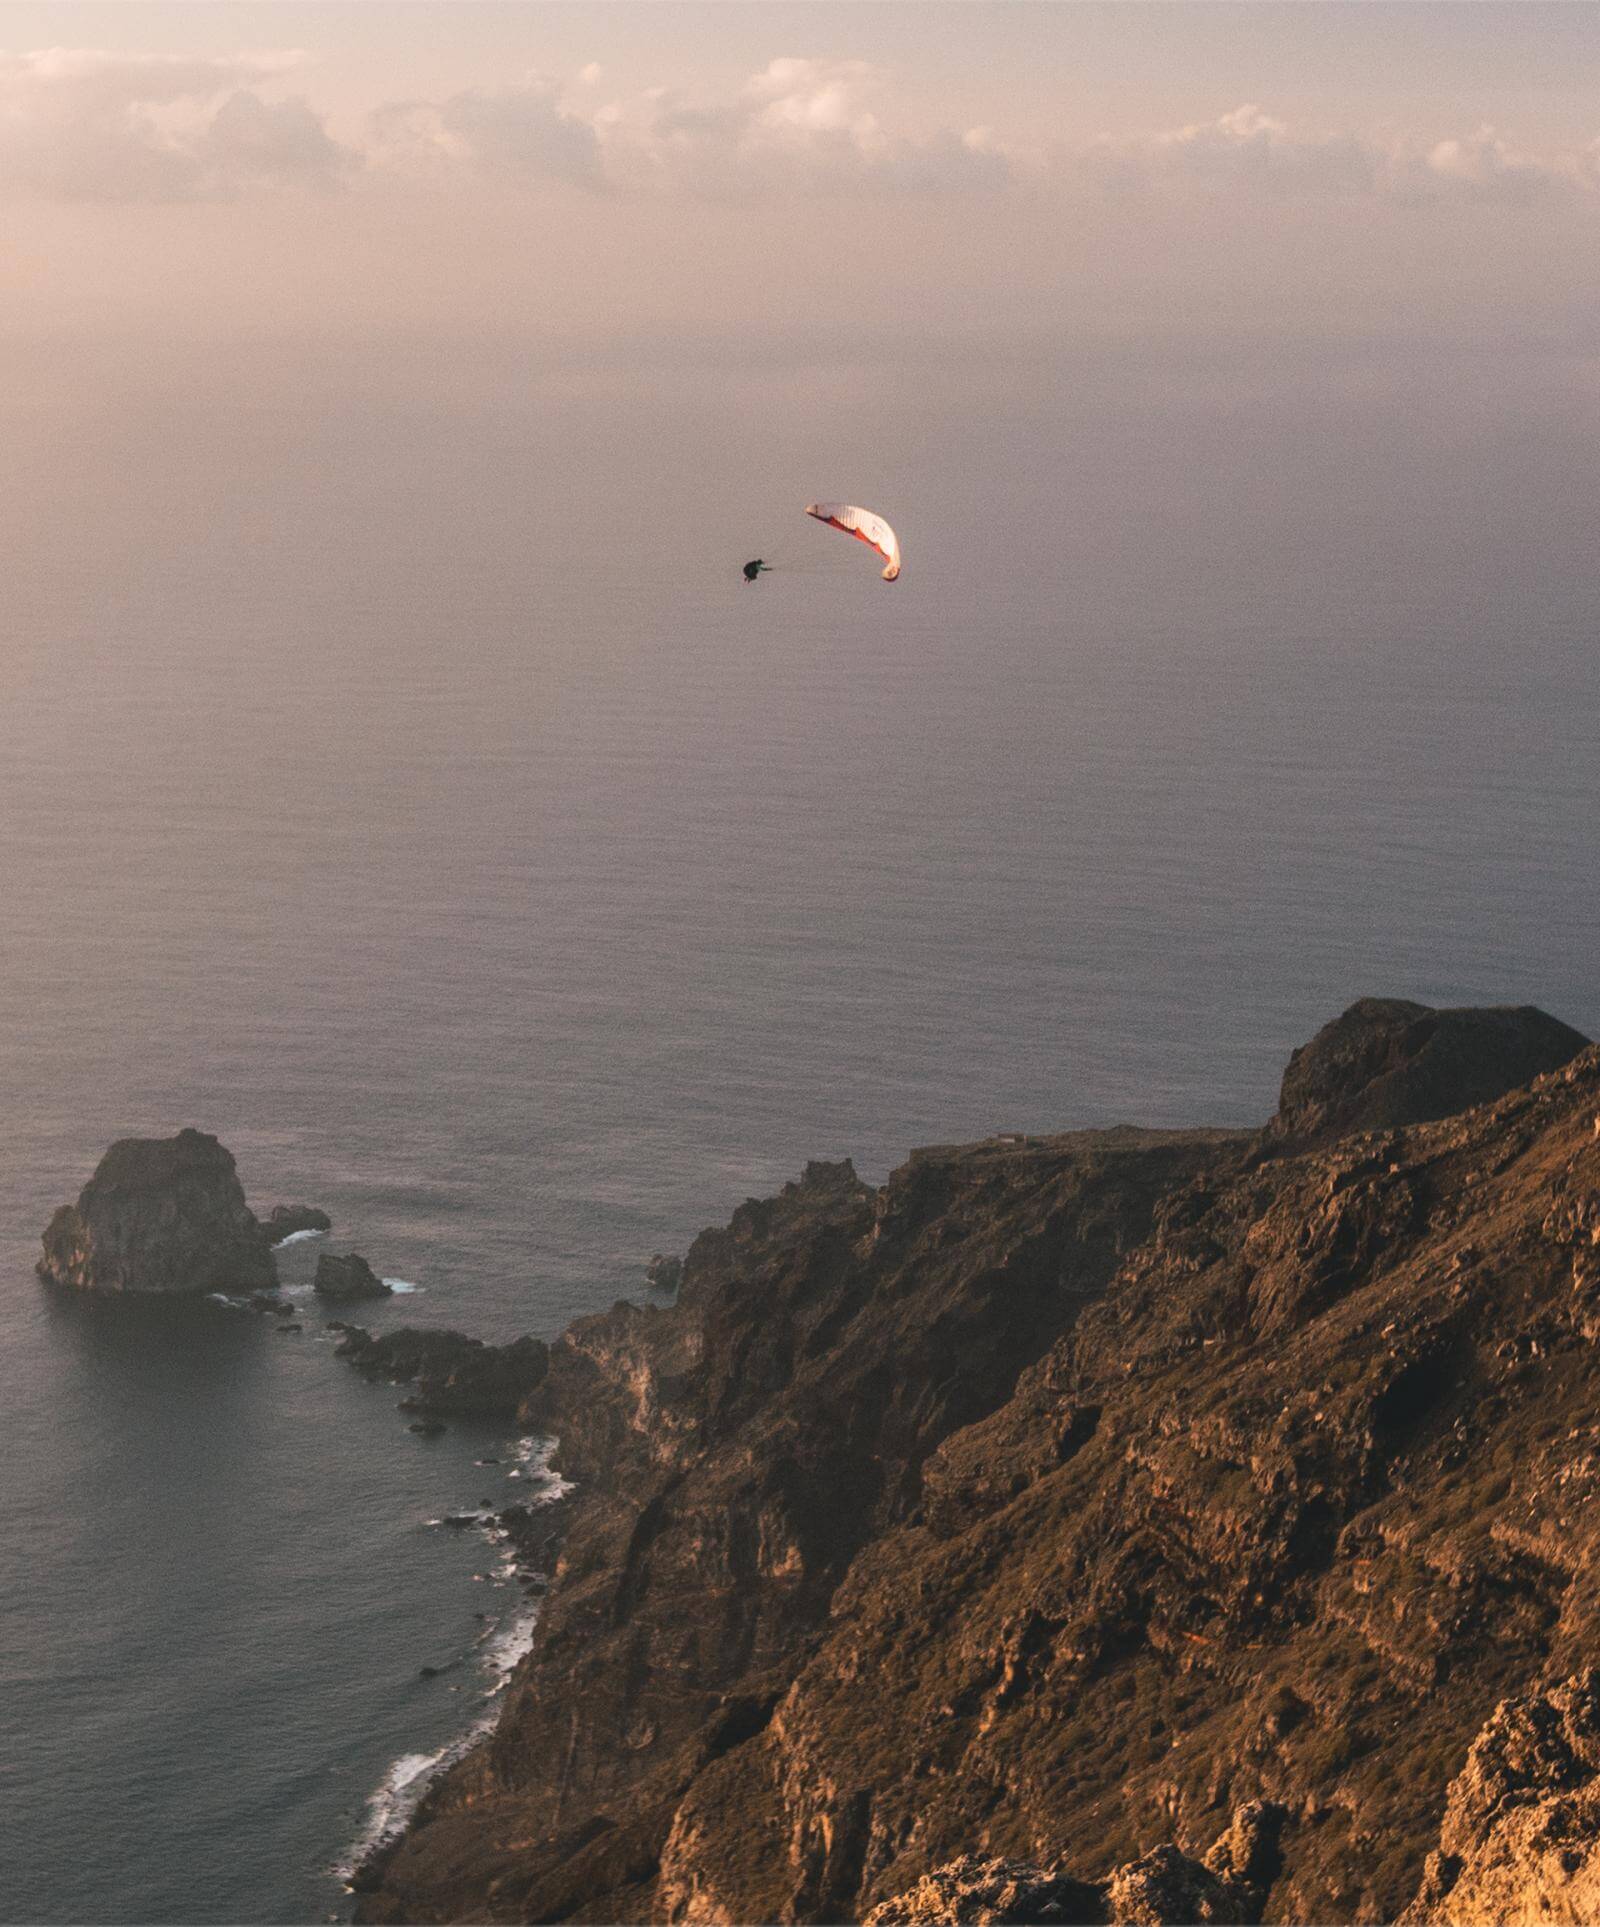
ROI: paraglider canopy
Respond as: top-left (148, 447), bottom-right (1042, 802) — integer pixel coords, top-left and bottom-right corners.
top-left (805, 503), bottom-right (901, 581)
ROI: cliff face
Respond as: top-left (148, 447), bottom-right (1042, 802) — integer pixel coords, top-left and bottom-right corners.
top-left (358, 1001), bottom-right (1600, 1926)
top-left (38, 1128), bottom-right (277, 1296)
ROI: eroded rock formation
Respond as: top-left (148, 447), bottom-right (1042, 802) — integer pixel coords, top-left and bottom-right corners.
top-left (37, 1128), bottom-right (277, 1296)
top-left (335, 1325), bottom-right (549, 1421)
top-left (353, 1000), bottom-right (1600, 1925)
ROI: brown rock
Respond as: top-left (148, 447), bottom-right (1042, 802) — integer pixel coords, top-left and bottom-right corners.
top-left (1400, 1674), bottom-right (1600, 1925)
top-left (356, 1010), bottom-right (1600, 1927)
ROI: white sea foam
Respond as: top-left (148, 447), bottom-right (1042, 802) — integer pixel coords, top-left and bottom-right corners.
top-left (482, 1609), bottom-right (539, 1682)
top-left (513, 1435), bottom-right (573, 1502)
top-left (383, 1278), bottom-right (422, 1294)
top-left (340, 1435), bottom-right (571, 1888)
top-left (336, 1734), bottom-right (481, 1884)
top-left (270, 1227), bottom-right (326, 1249)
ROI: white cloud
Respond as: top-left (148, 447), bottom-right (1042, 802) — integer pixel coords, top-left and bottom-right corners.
top-left (1070, 103), bottom-right (1580, 206)
top-left (359, 56), bottom-right (1006, 200)
top-left (0, 48), bottom-right (349, 201)
top-left (2, 49), bottom-right (1595, 218)
top-left (1415, 125), bottom-right (1553, 202)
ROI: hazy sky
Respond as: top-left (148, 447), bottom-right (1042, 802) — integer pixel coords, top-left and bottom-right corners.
top-left (3, 2), bottom-right (1600, 361)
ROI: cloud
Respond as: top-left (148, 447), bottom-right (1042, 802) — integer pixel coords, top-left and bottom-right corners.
top-left (1070, 103), bottom-right (1579, 206)
top-left (366, 76), bottom-right (602, 188)
top-left (2, 49), bottom-right (1595, 217)
top-left (360, 57), bottom-right (1007, 200)
top-left (0, 48), bottom-right (350, 201)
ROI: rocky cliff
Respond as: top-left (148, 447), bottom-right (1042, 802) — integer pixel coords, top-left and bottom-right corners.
top-left (38, 1128), bottom-right (278, 1296)
top-left (356, 1000), bottom-right (1600, 1925)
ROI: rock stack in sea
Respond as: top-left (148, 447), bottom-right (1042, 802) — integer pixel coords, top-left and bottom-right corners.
top-left (38, 1129), bottom-right (279, 1296)
top-left (312, 1251), bottom-right (392, 1301)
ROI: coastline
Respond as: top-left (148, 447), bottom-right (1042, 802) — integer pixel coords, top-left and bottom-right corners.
top-left (350, 999), bottom-right (1600, 1926)
top-left (343, 1436), bottom-right (574, 1898)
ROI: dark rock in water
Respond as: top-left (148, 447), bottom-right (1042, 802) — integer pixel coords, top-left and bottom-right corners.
top-left (335, 1325), bottom-right (548, 1421)
top-left (249, 1292), bottom-right (296, 1317)
top-left (645, 1251), bottom-right (682, 1294)
top-left (260, 1203), bottom-right (331, 1247)
top-left (275, 1323), bottom-right (302, 1335)
top-left (1271, 997), bottom-right (1587, 1145)
top-left (37, 1129), bottom-right (276, 1297)
top-left (408, 1420), bottom-right (447, 1437)
top-left (312, 1252), bottom-right (391, 1301)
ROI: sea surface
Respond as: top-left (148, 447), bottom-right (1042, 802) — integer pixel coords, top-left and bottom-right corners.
top-left (1, 332), bottom-right (1597, 1922)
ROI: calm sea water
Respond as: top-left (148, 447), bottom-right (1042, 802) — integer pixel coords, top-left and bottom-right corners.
top-left (1, 335), bottom-right (1597, 1922)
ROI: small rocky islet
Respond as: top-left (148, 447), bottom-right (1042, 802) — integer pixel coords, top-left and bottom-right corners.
top-left (36, 997), bottom-right (1600, 1923)
top-left (36, 1127), bottom-right (333, 1298)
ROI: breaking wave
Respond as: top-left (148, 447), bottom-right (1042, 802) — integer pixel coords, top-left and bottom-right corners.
top-left (338, 1436), bottom-right (568, 1889)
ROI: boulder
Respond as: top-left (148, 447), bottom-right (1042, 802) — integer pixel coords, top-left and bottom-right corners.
top-left (313, 1252), bottom-right (392, 1301)
top-left (260, 1204), bottom-right (331, 1246)
top-left (1272, 998), bottom-right (1587, 1144)
top-left (37, 1129), bottom-right (276, 1296)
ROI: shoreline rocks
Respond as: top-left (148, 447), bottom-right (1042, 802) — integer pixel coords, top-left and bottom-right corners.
top-left (645, 1252), bottom-right (683, 1294)
top-left (334, 1325), bottom-right (549, 1421)
top-left (260, 1204), bottom-right (332, 1247)
top-left (37, 1129), bottom-right (277, 1297)
top-left (312, 1252), bottom-right (391, 1302)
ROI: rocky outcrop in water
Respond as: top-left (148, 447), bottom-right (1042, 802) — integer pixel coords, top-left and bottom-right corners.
top-left (645, 1254), bottom-right (683, 1294)
top-left (37, 1129), bottom-right (277, 1296)
top-left (260, 1204), bottom-right (332, 1246)
top-left (335, 1325), bottom-right (548, 1420)
top-left (355, 998), bottom-right (1600, 1926)
top-left (313, 1252), bottom-right (391, 1301)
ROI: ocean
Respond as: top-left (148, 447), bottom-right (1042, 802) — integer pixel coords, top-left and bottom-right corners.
top-left (1, 330), bottom-right (1597, 1922)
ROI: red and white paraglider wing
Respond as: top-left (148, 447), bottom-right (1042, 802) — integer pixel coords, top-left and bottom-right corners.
top-left (805, 503), bottom-right (901, 581)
